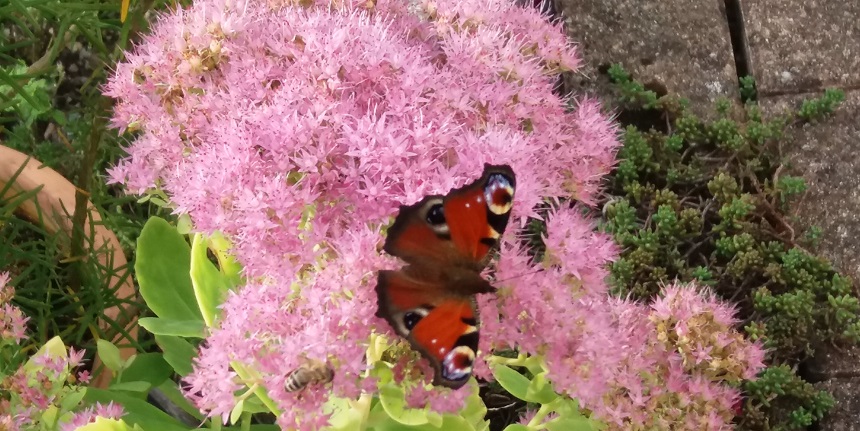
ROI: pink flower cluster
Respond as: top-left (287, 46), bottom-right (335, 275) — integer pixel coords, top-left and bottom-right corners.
top-left (0, 272), bottom-right (28, 344)
top-left (593, 284), bottom-right (765, 430)
top-left (104, 0), bottom-right (763, 428)
top-left (59, 402), bottom-right (126, 431)
top-left (1, 272), bottom-right (120, 430)
top-left (106, 0), bottom-right (620, 427)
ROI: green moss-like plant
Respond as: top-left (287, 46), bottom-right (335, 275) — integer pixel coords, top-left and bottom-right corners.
top-left (601, 65), bottom-right (853, 431)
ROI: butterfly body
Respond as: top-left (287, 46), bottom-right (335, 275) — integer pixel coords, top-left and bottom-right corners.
top-left (376, 164), bottom-right (515, 388)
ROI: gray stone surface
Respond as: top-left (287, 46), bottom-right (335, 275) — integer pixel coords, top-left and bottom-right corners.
top-left (761, 90), bottom-right (860, 431)
top-left (744, 0), bottom-right (860, 95)
top-left (806, 345), bottom-right (860, 381)
top-left (555, 0), bottom-right (739, 118)
top-left (815, 378), bottom-right (860, 431)
top-left (760, 91), bottom-right (860, 282)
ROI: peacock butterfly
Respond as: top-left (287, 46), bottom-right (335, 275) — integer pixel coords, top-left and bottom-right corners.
top-left (375, 164), bottom-right (515, 388)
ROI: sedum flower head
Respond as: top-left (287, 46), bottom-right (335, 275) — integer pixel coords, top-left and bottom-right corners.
top-left (99, 0), bottom-right (768, 428)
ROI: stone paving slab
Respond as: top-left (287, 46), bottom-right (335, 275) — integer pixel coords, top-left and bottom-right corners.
top-left (806, 344), bottom-right (860, 381)
top-left (815, 378), bottom-right (860, 431)
top-left (761, 89), bottom-right (860, 431)
top-left (760, 90), bottom-right (860, 282)
top-left (744, 0), bottom-right (860, 96)
top-left (555, 0), bottom-right (739, 118)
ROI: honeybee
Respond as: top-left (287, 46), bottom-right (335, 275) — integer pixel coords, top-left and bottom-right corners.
top-left (285, 358), bottom-right (335, 392)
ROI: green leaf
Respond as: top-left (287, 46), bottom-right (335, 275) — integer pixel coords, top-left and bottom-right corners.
top-left (378, 383), bottom-right (431, 426)
top-left (109, 381), bottom-right (152, 392)
top-left (460, 381), bottom-right (489, 427)
top-left (75, 418), bottom-right (137, 431)
top-left (155, 335), bottom-right (197, 376)
top-left (155, 381), bottom-right (205, 420)
top-left (552, 399), bottom-right (602, 430)
top-left (325, 397), bottom-right (369, 431)
top-left (230, 399), bottom-right (245, 424)
top-left (492, 364), bottom-right (530, 401)
top-left (139, 317), bottom-right (206, 338)
top-left (59, 387), bottom-right (87, 412)
top-left (85, 388), bottom-right (191, 431)
top-left (98, 339), bottom-right (124, 373)
top-left (190, 234), bottom-right (232, 326)
top-left (503, 425), bottom-right (529, 431)
top-left (525, 372), bottom-right (559, 404)
top-left (546, 416), bottom-right (599, 431)
top-left (122, 353), bottom-right (173, 388)
top-left (24, 336), bottom-right (66, 373)
top-left (136, 217), bottom-right (202, 321)
top-left (371, 413), bottom-right (476, 431)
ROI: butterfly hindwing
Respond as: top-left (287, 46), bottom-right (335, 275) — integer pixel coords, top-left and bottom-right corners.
top-left (376, 164), bottom-right (516, 389)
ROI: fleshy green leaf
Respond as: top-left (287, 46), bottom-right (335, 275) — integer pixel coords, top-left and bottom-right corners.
top-left (97, 339), bottom-right (124, 373)
top-left (75, 418), bottom-right (138, 431)
top-left (378, 384), bottom-right (431, 426)
top-left (493, 364), bottom-right (531, 401)
top-left (121, 353), bottom-right (173, 388)
top-left (460, 380), bottom-right (489, 427)
top-left (109, 381), bottom-right (152, 392)
top-left (190, 234), bottom-right (233, 326)
top-left (526, 372), bottom-right (559, 404)
top-left (325, 397), bottom-right (369, 431)
top-left (155, 335), bottom-right (196, 376)
top-left (136, 217), bottom-right (202, 321)
top-left (24, 336), bottom-right (66, 373)
top-left (230, 399), bottom-right (245, 424)
top-left (139, 317), bottom-right (205, 338)
top-left (59, 387), bottom-right (87, 412)
top-left (546, 416), bottom-right (599, 431)
top-left (503, 424), bottom-right (529, 431)
top-left (155, 381), bottom-right (205, 420)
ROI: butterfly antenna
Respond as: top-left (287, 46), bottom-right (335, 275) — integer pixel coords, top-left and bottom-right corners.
top-left (493, 268), bottom-right (546, 284)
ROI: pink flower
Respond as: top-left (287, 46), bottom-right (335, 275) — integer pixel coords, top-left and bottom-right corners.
top-left (60, 402), bottom-right (125, 431)
top-left (97, 0), bottom-right (764, 429)
top-left (108, 0), bottom-right (620, 424)
top-left (0, 272), bottom-right (29, 344)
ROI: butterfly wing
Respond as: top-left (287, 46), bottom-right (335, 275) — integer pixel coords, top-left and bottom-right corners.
top-left (376, 164), bottom-right (516, 388)
top-left (383, 164), bottom-right (516, 268)
top-left (376, 270), bottom-right (479, 388)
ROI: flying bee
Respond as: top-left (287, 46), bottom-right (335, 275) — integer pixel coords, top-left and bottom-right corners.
top-left (285, 359), bottom-right (335, 392)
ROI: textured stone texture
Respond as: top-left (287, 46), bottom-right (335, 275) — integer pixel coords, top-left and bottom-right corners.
top-left (761, 90), bottom-right (860, 431)
top-left (555, 0), bottom-right (739, 117)
top-left (806, 345), bottom-right (860, 381)
top-left (815, 378), bottom-right (860, 431)
top-left (760, 91), bottom-right (860, 282)
top-left (744, 0), bottom-right (860, 95)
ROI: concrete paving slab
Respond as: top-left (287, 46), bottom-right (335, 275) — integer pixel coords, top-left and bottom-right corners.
top-left (814, 378), bottom-right (860, 431)
top-left (555, 0), bottom-right (739, 117)
top-left (760, 90), bottom-right (860, 282)
top-left (744, 0), bottom-right (860, 95)
top-left (762, 90), bottom-right (860, 430)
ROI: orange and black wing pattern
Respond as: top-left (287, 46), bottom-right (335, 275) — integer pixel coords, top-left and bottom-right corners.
top-left (375, 164), bottom-right (515, 388)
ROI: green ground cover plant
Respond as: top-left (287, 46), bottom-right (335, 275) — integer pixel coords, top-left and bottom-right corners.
top-left (601, 64), bottom-right (852, 430)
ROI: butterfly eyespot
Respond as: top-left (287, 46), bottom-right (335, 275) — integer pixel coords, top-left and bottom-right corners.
top-left (402, 311), bottom-right (424, 330)
top-left (441, 346), bottom-right (475, 383)
top-left (425, 204), bottom-right (446, 225)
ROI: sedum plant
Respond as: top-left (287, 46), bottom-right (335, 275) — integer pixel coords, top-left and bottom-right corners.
top-left (602, 64), bottom-right (850, 431)
top-left (98, 0), bottom-right (764, 430)
top-left (0, 271), bottom-right (126, 430)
